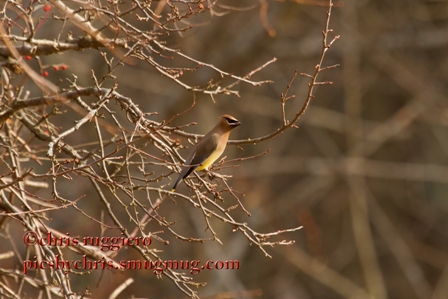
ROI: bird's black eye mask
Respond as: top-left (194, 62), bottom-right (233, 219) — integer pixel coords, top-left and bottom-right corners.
top-left (226, 118), bottom-right (240, 125)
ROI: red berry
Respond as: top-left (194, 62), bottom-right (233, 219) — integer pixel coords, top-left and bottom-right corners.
top-left (53, 66), bottom-right (59, 71)
top-left (61, 65), bottom-right (67, 70)
top-left (25, 56), bottom-right (32, 60)
top-left (43, 71), bottom-right (49, 77)
top-left (43, 4), bottom-right (52, 12)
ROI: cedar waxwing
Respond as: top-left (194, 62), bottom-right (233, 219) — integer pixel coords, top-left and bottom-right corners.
top-left (171, 115), bottom-right (241, 191)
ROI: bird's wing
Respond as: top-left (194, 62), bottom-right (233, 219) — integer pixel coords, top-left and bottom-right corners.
top-left (188, 133), bottom-right (219, 170)
top-left (175, 133), bottom-right (219, 181)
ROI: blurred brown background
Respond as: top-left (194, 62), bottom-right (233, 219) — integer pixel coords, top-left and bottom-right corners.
top-left (2, 0), bottom-right (448, 298)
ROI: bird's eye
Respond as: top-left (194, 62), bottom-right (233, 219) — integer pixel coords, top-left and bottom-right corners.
top-left (226, 118), bottom-right (238, 124)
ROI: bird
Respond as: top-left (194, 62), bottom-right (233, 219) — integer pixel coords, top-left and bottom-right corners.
top-left (171, 114), bottom-right (241, 192)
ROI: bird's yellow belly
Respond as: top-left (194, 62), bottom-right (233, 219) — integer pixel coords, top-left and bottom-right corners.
top-left (196, 147), bottom-right (225, 171)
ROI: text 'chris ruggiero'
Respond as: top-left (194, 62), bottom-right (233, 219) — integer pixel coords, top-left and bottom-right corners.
top-left (23, 231), bottom-right (151, 251)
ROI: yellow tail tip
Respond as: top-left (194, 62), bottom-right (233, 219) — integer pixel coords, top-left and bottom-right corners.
top-left (171, 188), bottom-right (175, 192)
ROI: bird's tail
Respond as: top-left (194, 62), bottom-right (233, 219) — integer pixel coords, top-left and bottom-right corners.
top-left (171, 177), bottom-right (182, 192)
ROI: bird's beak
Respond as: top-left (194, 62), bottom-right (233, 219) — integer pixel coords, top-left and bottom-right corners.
top-left (233, 121), bottom-right (241, 127)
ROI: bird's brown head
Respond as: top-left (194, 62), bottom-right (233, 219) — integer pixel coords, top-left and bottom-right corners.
top-left (219, 114), bottom-right (241, 130)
